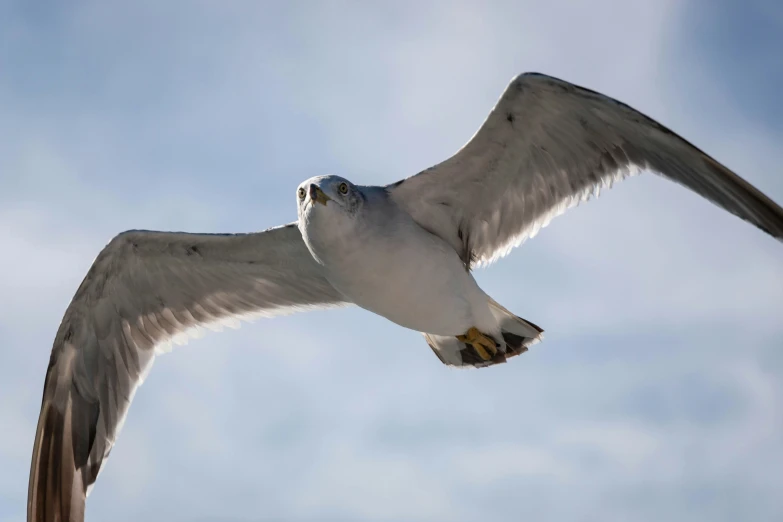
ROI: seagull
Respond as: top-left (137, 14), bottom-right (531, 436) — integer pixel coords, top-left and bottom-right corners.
top-left (28, 72), bottom-right (783, 522)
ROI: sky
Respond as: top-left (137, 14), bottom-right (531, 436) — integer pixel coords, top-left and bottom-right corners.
top-left (1, 0), bottom-right (782, 521)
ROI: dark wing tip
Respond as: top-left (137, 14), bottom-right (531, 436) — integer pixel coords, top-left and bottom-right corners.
top-left (28, 388), bottom-right (98, 522)
top-left (700, 154), bottom-right (783, 242)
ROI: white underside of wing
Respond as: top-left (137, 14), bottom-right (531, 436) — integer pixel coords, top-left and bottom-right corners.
top-left (475, 164), bottom-right (641, 268)
top-left (139, 300), bottom-right (348, 369)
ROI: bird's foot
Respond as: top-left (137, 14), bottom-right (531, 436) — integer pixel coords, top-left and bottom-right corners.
top-left (456, 327), bottom-right (499, 361)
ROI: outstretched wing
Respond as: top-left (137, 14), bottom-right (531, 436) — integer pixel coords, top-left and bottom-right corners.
top-left (388, 72), bottom-right (783, 268)
top-left (27, 223), bottom-right (347, 522)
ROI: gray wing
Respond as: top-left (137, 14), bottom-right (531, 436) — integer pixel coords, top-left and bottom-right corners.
top-left (27, 223), bottom-right (347, 522)
top-left (388, 72), bottom-right (783, 268)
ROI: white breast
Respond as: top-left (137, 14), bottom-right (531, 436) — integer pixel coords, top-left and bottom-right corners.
top-left (300, 200), bottom-right (490, 336)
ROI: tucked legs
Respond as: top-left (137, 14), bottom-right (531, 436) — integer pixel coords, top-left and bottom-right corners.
top-left (456, 327), bottom-right (499, 361)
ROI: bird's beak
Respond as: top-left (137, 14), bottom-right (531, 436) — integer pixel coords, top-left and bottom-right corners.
top-left (309, 184), bottom-right (331, 206)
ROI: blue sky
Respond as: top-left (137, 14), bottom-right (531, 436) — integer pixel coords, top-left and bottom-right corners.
top-left (1, 1), bottom-right (782, 521)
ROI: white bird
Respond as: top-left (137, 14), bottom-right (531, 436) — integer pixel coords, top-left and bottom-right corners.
top-left (28, 72), bottom-right (783, 522)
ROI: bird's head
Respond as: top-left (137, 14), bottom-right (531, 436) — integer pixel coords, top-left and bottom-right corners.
top-left (296, 175), bottom-right (364, 223)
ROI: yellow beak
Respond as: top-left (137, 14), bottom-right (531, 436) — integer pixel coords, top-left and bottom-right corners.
top-left (311, 185), bottom-right (331, 206)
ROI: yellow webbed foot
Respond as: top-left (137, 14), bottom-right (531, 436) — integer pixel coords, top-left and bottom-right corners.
top-left (456, 327), bottom-right (499, 361)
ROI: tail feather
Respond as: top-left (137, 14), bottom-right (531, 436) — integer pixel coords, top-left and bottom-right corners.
top-left (488, 297), bottom-right (543, 343)
top-left (424, 298), bottom-right (543, 368)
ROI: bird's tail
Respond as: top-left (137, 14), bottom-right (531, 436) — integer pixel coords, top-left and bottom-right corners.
top-left (424, 297), bottom-right (543, 368)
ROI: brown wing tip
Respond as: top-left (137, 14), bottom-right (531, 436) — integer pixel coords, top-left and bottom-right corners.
top-left (701, 154), bottom-right (783, 241)
top-left (28, 400), bottom-right (87, 522)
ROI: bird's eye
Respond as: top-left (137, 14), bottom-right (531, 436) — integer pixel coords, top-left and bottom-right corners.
top-left (338, 182), bottom-right (349, 195)
top-left (297, 187), bottom-right (306, 200)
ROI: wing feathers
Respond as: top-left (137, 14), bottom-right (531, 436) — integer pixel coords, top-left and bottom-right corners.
top-left (388, 72), bottom-right (783, 267)
top-left (28, 224), bottom-right (346, 522)
top-left (29, 356), bottom-right (92, 522)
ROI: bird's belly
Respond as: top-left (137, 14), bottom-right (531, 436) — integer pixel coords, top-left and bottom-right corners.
top-left (325, 236), bottom-right (478, 335)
